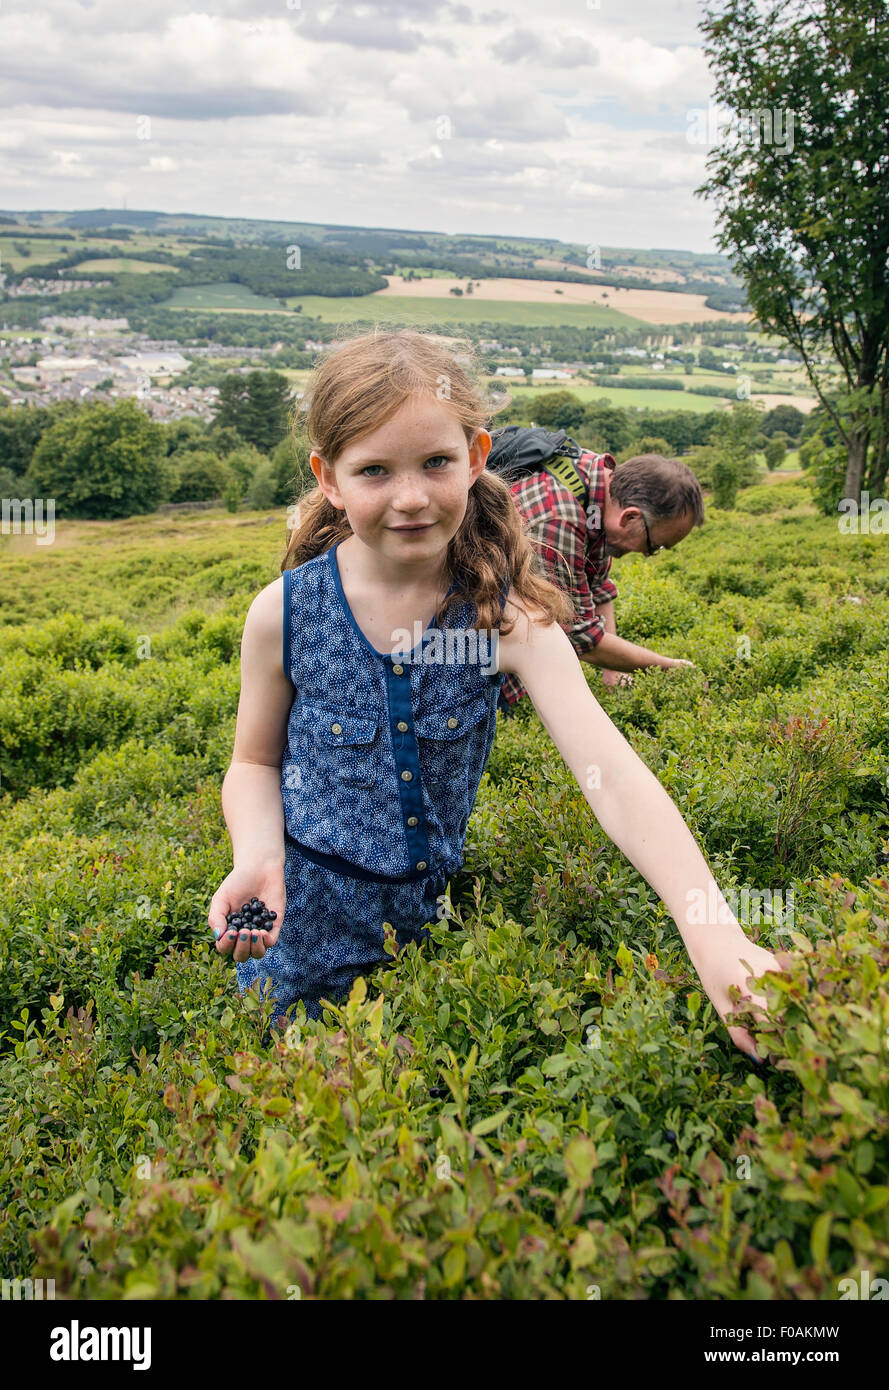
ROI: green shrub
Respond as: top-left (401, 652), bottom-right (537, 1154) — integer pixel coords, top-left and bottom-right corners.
top-left (1, 500), bottom-right (888, 1300)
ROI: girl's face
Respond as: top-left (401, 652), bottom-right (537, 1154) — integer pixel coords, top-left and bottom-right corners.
top-left (310, 394), bottom-right (489, 568)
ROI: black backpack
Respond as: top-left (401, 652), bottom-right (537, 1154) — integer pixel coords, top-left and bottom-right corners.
top-left (485, 424), bottom-right (590, 507)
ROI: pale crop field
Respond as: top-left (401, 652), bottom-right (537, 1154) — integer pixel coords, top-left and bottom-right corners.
top-left (284, 292), bottom-right (643, 329)
top-left (373, 274), bottom-right (750, 326)
top-left (73, 258), bottom-right (179, 275)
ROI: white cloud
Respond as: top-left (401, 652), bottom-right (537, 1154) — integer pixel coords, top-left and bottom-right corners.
top-left (0, 0), bottom-right (721, 249)
top-left (141, 155), bottom-right (178, 173)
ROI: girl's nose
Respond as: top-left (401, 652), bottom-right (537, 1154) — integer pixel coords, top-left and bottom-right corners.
top-left (392, 478), bottom-right (430, 510)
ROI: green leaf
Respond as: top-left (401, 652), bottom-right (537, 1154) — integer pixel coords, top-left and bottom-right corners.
top-left (541, 1053), bottom-right (573, 1077)
top-left (564, 1135), bottom-right (598, 1189)
top-left (828, 1082), bottom-right (870, 1120)
top-left (442, 1243), bottom-right (466, 1287)
top-left (470, 1108), bottom-right (511, 1137)
top-left (810, 1210), bottom-right (832, 1267)
top-left (261, 1096), bottom-right (291, 1118)
top-left (616, 942), bottom-right (634, 977)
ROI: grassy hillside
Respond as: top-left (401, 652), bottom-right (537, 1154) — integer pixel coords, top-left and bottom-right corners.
top-left (1, 479), bottom-right (887, 1299)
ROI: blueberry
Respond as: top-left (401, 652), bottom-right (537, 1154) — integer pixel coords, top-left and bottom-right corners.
top-left (268, 910), bottom-right (277, 921)
top-left (665, 1128), bottom-right (677, 1143)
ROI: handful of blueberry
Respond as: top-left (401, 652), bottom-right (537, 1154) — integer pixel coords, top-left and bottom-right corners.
top-left (225, 897), bottom-right (277, 935)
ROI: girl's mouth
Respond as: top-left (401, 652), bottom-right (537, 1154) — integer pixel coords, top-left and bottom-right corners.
top-left (388, 522), bottom-right (436, 533)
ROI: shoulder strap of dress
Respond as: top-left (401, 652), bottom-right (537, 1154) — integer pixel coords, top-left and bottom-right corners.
top-left (282, 568), bottom-right (292, 683)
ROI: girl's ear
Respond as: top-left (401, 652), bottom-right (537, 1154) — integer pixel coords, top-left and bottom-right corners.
top-left (467, 428), bottom-right (491, 487)
top-left (310, 451), bottom-right (346, 511)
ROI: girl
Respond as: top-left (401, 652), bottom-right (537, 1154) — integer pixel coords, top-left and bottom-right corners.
top-left (208, 328), bottom-right (779, 1059)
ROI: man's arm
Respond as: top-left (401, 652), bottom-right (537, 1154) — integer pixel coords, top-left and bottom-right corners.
top-left (529, 511), bottom-right (692, 675)
top-left (582, 629), bottom-right (690, 673)
top-left (594, 599), bottom-right (627, 686)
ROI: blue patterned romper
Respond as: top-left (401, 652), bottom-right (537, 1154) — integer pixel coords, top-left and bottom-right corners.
top-left (236, 541), bottom-right (504, 1025)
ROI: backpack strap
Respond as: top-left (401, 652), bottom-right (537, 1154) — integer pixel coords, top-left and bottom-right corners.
top-left (543, 452), bottom-right (589, 507)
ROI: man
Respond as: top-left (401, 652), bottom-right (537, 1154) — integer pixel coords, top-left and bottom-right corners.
top-left (499, 450), bottom-right (704, 711)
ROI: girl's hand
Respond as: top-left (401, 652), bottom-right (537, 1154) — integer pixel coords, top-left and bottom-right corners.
top-left (208, 862), bottom-right (286, 963)
top-left (691, 935), bottom-right (783, 1061)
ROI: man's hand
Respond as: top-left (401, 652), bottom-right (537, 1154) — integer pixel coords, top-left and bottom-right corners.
top-left (662, 657), bottom-right (694, 670)
top-left (601, 669), bottom-right (634, 688)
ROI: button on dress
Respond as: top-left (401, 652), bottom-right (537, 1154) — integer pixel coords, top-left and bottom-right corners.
top-left (236, 542), bottom-right (504, 1025)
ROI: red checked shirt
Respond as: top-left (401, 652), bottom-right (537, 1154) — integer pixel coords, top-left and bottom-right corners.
top-left (500, 451), bottom-right (618, 706)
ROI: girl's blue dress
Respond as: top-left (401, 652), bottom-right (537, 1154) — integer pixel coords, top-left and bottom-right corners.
top-left (236, 541), bottom-right (504, 1023)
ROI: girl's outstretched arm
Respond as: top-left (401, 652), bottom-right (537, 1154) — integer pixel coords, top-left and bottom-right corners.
top-left (209, 577), bottom-right (293, 964)
top-left (498, 604), bottom-right (782, 1060)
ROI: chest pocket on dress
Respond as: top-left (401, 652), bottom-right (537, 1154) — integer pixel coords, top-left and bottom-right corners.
top-left (414, 692), bottom-right (491, 800)
top-left (299, 704), bottom-right (379, 788)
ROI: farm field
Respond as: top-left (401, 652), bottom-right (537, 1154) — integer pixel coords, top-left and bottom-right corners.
top-left (72, 258), bottom-right (179, 275)
top-left (0, 234), bottom-right (187, 272)
top-left (495, 380), bottom-right (816, 413)
top-left (282, 291), bottom-right (644, 329)
top-left (162, 283), bottom-right (289, 312)
top-left (1, 477), bottom-right (887, 1299)
top-left (373, 273), bottom-right (751, 326)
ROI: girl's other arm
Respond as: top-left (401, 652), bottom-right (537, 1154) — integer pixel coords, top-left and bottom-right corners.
top-left (209, 577), bottom-right (294, 960)
top-left (499, 604), bottom-right (781, 1059)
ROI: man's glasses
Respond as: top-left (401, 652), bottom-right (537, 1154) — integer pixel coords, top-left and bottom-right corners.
top-left (638, 510), bottom-right (663, 556)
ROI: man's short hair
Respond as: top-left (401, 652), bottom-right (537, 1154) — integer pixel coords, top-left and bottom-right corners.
top-left (609, 454), bottom-right (705, 527)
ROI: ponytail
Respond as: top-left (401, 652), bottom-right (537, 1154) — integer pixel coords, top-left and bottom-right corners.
top-left (282, 486), bottom-right (351, 571)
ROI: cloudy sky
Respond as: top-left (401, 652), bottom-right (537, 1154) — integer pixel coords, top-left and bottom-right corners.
top-left (0, 0), bottom-right (726, 252)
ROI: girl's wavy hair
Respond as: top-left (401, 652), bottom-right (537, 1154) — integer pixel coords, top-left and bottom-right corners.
top-left (282, 327), bottom-right (571, 634)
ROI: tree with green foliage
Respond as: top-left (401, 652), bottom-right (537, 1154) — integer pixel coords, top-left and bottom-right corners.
top-left (24, 400), bottom-right (169, 519)
top-left (582, 403), bottom-right (635, 454)
top-left (205, 423), bottom-right (249, 458)
top-left (246, 457), bottom-right (278, 510)
top-left (686, 400), bottom-right (764, 503)
top-left (764, 437), bottom-right (787, 471)
top-left (162, 417), bottom-right (207, 456)
top-left (212, 370), bottom-right (294, 453)
top-left (0, 404), bottom-right (73, 478)
top-left (225, 444), bottom-right (269, 492)
top-left (529, 390), bottom-right (586, 431)
top-left (698, 0), bottom-right (889, 500)
top-left (617, 436), bottom-right (674, 464)
top-left (169, 450), bottom-right (234, 503)
top-left (762, 403), bottom-right (805, 441)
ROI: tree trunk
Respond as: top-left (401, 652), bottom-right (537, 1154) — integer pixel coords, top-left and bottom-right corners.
top-left (867, 427), bottom-right (888, 498)
top-left (843, 432), bottom-right (868, 502)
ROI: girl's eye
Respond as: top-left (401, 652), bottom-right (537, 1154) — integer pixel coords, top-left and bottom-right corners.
top-left (360, 465), bottom-right (386, 477)
top-left (424, 455), bottom-right (452, 469)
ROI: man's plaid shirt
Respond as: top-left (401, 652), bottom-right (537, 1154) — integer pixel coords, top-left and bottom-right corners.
top-left (500, 451), bottom-right (618, 706)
